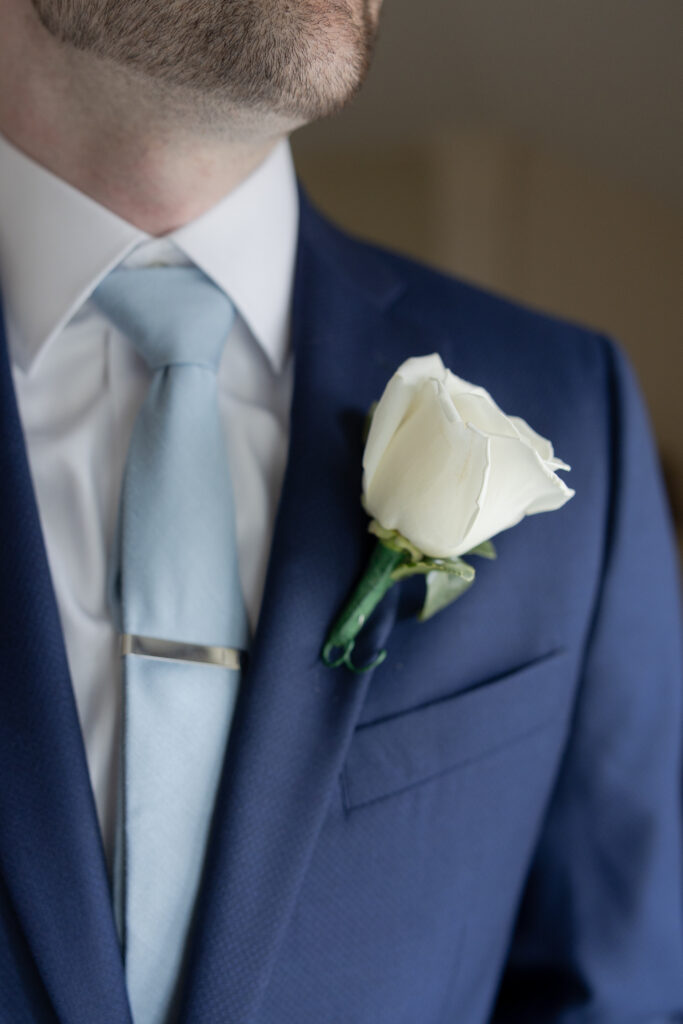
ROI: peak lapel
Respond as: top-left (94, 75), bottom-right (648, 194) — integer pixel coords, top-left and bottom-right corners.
top-left (0, 309), bottom-right (131, 1022)
top-left (178, 199), bottom-right (412, 1024)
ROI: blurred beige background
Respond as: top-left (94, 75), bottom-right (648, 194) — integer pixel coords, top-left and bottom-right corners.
top-left (292, 0), bottom-right (683, 552)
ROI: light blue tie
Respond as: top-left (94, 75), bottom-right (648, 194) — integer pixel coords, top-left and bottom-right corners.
top-left (92, 266), bottom-right (248, 1024)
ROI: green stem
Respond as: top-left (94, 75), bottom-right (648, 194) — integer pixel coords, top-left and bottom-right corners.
top-left (322, 541), bottom-right (407, 673)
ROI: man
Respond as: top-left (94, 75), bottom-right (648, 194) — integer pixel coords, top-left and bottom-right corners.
top-left (0, 0), bottom-right (681, 1022)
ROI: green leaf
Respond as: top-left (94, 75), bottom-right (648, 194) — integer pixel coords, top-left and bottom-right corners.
top-left (466, 539), bottom-right (497, 560)
top-left (391, 559), bottom-right (432, 580)
top-left (442, 557), bottom-right (475, 581)
top-left (390, 553), bottom-right (475, 582)
top-left (419, 567), bottom-right (476, 622)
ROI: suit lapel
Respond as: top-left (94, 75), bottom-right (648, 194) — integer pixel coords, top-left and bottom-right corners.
top-left (0, 311), bottom-right (131, 1022)
top-left (178, 198), bottom-right (413, 1023)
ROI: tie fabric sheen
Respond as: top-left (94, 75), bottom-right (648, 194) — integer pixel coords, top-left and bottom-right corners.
top-left (92, 266), bottom-right (248, 1024)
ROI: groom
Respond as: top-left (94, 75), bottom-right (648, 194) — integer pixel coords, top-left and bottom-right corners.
top-left (0, 1), bottom-right (681, 1022)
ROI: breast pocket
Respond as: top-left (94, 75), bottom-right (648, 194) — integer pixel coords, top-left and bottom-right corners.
top-left (342, 648), bottom-right (572, 811)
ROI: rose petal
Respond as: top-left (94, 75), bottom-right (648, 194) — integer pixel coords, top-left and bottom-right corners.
top-left (524, 465), bottom-right (575, 513)
top-left (450, 391), bottom-right (520, 440)
top-left (363, 354), bottom-right (446, 488)
top-left (364, 379), bottom-right (490, 557)
top-left (547, 457), bottom-right (572, 472)
top-left (508, 415), bottom-right (558, 465)
top-left (443, 370), bottom-right (491, 400)
top-left (396, 353), bottom-right (447, 385)
top-left (363, 375), bottom-right (416, 490)
top-left (458, 433), bottom-right (573, 553)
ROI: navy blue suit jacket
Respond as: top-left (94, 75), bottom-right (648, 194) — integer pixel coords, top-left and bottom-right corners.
top-left (1, 194), bottom-right (682, 1023)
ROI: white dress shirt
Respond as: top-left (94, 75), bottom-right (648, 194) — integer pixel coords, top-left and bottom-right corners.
top-left (0, 132), bottom-right (298, 861)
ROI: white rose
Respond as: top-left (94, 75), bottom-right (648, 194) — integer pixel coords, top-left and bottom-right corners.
top-left (362, 353), bottom-right (574, 559)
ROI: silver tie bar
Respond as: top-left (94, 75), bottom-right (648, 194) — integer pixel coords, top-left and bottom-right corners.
top-left (120, 633), bottom-right (245, 671)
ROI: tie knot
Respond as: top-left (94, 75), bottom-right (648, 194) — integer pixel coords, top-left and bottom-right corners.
top-left (91, 265), bottom-right (236, 371)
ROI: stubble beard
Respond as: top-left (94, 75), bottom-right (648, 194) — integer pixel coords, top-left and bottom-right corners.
top-left (30, 0), bottom-right (379, 127)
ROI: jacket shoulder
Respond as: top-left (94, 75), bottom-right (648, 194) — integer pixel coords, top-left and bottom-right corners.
top-left (303, 202), bottom-right (614, 394)
top-left (301, 199), bottom-right (607, 360)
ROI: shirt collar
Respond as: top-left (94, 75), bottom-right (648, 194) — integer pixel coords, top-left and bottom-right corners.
top-left (0, 133), bottom-right (298, 374)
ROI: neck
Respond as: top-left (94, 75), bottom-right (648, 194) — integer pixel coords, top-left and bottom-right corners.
top-left (0, 0), bottom-right (286, 235)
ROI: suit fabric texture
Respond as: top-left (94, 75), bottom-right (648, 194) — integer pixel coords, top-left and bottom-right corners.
top-left (0, 192), bottom-right (681, 1023)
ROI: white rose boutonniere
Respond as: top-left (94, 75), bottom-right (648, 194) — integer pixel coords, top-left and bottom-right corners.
top-left (322, 354), bottom-right (575, 673)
